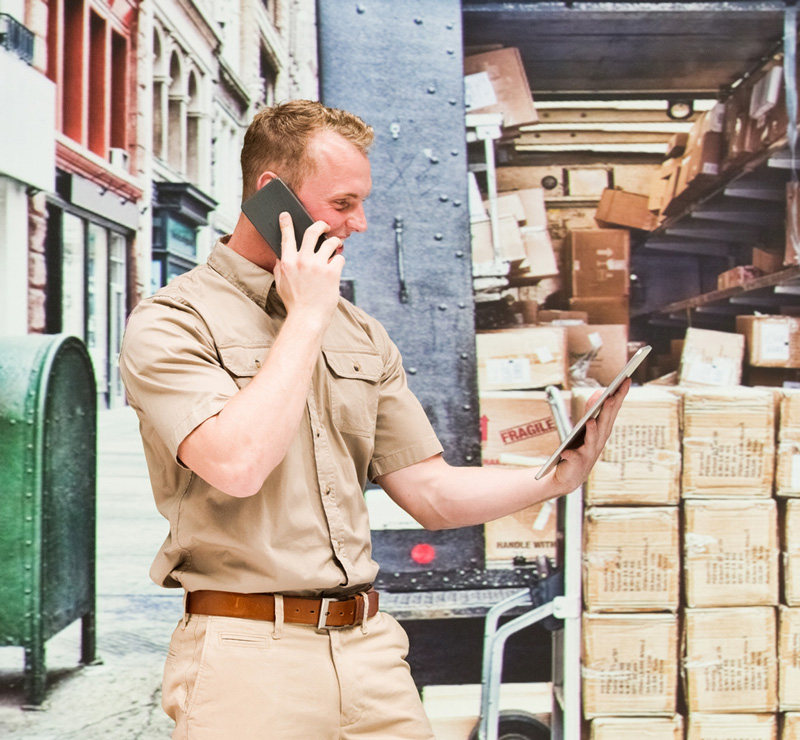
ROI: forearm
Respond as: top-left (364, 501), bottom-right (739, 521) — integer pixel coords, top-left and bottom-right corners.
top-left (379, 457), bottom-right (571, 531)
top-left (178, 311), bottom-right (325, 496)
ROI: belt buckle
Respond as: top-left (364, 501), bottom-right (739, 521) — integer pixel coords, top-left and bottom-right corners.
top-left (316, 596), bottom-right (350, 630)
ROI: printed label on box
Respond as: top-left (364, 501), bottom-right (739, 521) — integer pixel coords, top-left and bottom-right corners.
top-left (607, 259), bottom-right (627, 271)
top-left (464, 71), bottom-right (497, 111)
top-left (760, 322), bottom-right (791, 362)
top-left (534, 345), bottom-right (554, 364)
top-left (486, 357), bottom-right (531, 387)
top-left (685, 358), bottom-right (737, 387)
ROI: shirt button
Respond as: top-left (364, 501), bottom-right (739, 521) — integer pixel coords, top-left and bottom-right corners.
top-left (353, 364), bottom-right (360, 372)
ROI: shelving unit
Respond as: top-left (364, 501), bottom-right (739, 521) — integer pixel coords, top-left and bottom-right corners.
top-left (633, 135), bottom-right (800, 331)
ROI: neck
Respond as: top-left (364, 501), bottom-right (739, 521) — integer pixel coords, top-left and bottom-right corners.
top-left (227, 212), bottom-right (278, 272)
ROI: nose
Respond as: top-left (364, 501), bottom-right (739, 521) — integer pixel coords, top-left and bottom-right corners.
top-left (347, 204), bottom-right (367, 234)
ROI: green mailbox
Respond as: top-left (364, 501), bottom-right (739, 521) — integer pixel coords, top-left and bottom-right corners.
top-left (0, 334), bottom-right (97, 706)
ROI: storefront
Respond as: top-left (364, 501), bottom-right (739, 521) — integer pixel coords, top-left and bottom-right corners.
top-left (45, 168), bottom-right (138, 409)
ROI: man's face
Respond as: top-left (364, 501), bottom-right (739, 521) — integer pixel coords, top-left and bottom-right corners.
top-left (293, 130), bottom-right (372, 253)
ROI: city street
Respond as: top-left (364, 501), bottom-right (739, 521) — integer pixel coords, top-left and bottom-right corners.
top-left (0, 406), bottom-right (181, 739)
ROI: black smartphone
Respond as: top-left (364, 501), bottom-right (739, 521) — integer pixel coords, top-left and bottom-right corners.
top-left (241, 177), bottom-right (326, 259)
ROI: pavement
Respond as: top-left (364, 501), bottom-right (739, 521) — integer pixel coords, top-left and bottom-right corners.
top-left (0, 405), bottom-right (181, 739)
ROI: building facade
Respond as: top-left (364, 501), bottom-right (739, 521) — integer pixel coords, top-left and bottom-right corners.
top-left (0, 0), bottom-right (319, 408)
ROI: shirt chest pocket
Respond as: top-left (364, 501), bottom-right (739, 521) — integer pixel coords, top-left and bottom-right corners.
top-left (218, 345), bottom-right (270, 389)
top-left (322, 349), bottom-right (382, 438)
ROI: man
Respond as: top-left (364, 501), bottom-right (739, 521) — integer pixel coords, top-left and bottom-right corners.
top-left (119, 100), bottom-right (628, 740)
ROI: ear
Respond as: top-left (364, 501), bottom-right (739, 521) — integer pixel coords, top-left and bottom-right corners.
top-left (255, 171), bottom-right (278, 191)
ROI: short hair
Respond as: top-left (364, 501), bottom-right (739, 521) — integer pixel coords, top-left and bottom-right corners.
top-left (240, 99), bottom-right (374, 201)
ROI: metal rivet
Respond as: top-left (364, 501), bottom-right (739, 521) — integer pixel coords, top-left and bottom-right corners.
top-left (414, 17), bottom-right (423, 24)
top-left (463, 404), bottom-right (471, 411)
top-left (465, 455), bottom-right (473, 463)
top-left (434, 233), bottom-right (444, 241)
top-left (438, 304), bottom-right (447, 310)
top-left (446, 22), bottom-right (454, 30)
top-left (455, 251), bottom-right (464, 258)
top-left (408, 367), bottom-right (417, 375)
top-left (451, 149), bottom-right (459, 156)
top-left (448, 99), bottom-right (458, 105)
top-left (427, 86), bottom-right (436, 94)
top-left (439, 194), bottom-right (449, 202)
top-left (459, 302), bottom-right (466, 309)
top-left (429, 155), bottom-right (439, 163)
top-left (453, 200), bottom-right (462, 207)
top-left (447, 49), bottom-right (455, 55)
top-left (460, 353), bottom-right (468, 359)
top-left (356, 4), bottom-right (366, 13)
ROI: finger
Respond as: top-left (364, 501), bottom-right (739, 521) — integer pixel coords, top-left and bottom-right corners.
top-left (278, 212), bottom-right (298, 256)
top-left (317, 234), bottom-right (343, 261)
top-left (300, 220), bottom-right (332, 252)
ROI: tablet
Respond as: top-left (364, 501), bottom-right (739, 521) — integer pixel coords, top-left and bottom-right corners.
top-left (534, 344), bottom-right (652, 480)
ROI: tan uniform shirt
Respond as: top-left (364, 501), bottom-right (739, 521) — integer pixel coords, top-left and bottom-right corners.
top-left (119, 239), bottom-right (443, 597)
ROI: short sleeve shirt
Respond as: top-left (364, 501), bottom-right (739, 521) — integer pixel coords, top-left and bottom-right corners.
top-left (119, 238), bottom-right (443, 596)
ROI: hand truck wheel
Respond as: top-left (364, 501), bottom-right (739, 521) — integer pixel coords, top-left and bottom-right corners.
top-left (468, 709), bottom-right (551, 740)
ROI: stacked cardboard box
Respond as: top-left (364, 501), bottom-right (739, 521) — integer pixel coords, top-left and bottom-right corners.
top-left (680, 387), bottom-right (779, 731)
top-left (776, 390), bottom-right (800, 498)
top-left (478, 390), bottom-right (564, 566)
top-left (594, 187), bottom-right (659, 231)
top-left (563, 228), bottom-right (630, 326)
top-left (578, 387), bottom-right (683, 728)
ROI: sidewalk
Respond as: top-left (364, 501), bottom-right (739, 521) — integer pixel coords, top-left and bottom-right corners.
top-left (0, 406), bottom-right (181, 739)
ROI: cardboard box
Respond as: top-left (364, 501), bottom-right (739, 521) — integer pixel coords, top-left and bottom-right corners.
top-left (683, 499), bottom-right (779, 608)
top-left (723, 78), bottom-right (759, 172)
top-left (476, 327), bottom-right (568, 391)
top-left (648, 169), bottom-right (670, 213)
top-left (564, 229), bottom-right (630, 298)
top-left (568, 296), bottom-right (630, 326)
top-left (753, 246), bottom-right (784, 274)
top-left (681, 387), bottom-right (775, 498)
top-left (565, 324), bottom-right (628, 387)
top-left (537, 310), bottom-right (588, 325)
top-left (595, 188), bottom-right (659, 231)
top-left (583, 506), bottom-right (680, 612)
top-left (521, 227), bottom-right (558, 278)
top-left (686, 714), bottom-right (777, 740)
top-left (582, 612), bottom-right (678, 718)
top-left (665, 132), bottom-right (689, 159)
top-left (678, 327), bottom-right (744, 387)
top-left (479, 390), bottom-right (566, 465)
top-left (683, 607), bottom-right (777, 713)
top-left (471, 214), bottom-right (526, 263)
top-left (737, 315), bottom-right (800, 369)
top-left (484, 499), bottom-right (557, 566)
top-left (784, 500), bottom-right (800, 606)
top-left (777, 390), bottom-right (800, 496)
top-left (590, 716), bottom-right (684, 740)
top-left (576, 387), bottom-right (682, 505)
top-left (785, 713), bottom-right (800, 739)
top-left (514, 187), bottom-right (548, 229)
top-left (717, 265), bottom-right (764, 291)
top-left (780, 606), bottom-right (800, 710)
top-left (464, 47), bottom-right (538, 128)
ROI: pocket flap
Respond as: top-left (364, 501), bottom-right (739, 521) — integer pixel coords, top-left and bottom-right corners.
top-left (218, 345), bottom-right (270, 378)
top-left (323, 349), bottom-right (382, 382)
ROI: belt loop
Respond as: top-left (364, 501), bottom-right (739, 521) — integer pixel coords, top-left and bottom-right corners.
top-left (358, 591), bottom-right (369, 635)
top-left (182, 591), bottom-right (190, 628)
top-left (272, 594), bottom-right (284, 640)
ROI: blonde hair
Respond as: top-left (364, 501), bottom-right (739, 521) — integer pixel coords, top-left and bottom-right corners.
top-left (240, 99), bottom-right (374, 201)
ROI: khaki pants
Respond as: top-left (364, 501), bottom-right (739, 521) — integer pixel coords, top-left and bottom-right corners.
top-left (162, 609), bottom-right (436, 740)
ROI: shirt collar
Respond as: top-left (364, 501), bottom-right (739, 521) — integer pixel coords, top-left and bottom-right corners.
top-left (207, 237), bottom-right (276, 310)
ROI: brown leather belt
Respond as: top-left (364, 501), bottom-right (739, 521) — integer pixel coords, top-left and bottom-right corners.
top-left (186, 589), bottom-right (379, 629)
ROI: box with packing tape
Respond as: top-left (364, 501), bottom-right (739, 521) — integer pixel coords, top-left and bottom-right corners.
top-left (590, 716), bottom-right (684, 740)
top-left (736, 314), bottom-right (800, 369)
top-left (785, 714), bottom-right (800, 740)
top-left (683, 606), bottom-right (778, 714)
top-left (685, 714), bottom-right (777, 740)
top-left (783, 500), bottom-right (800, 606)
top-left (583, 506), bottom-right (680, 613)
top-left (683, 499), bottom-right (779, 608)
top-left (575, 387), bottom-right (682, 506)
top-left (564, 228), bottom-right (630, 299)
top-left (464, 47), bottom-right (538, 129)
top-left (780, 606), bottom-right (800, 711)
top-left (484, 499), bottom-right (557, 567)
top-left (582, 612), bottom-right (678, 718)
top-left (594, 188), bottom-right (659, 231)
top-left (681, 387), bottom-right (775, 498)
top-left (679, 327), bottom-right (744, 387)
top-left (476, 327), bottom-right (568, 391)
top-left (777, 389), bottom-right (800, 497)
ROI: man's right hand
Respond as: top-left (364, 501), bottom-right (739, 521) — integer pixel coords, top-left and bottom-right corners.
top-left (273, 211), bottom-right (344, 336)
